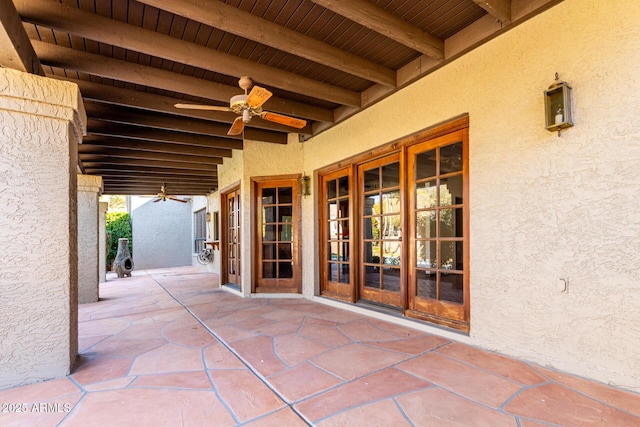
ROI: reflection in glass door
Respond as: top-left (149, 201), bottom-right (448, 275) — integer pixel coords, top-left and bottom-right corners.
top-left (320, 168), bottom-right (353, 301)
top-left (359, 154), bottom-right (403, 308)
top-left (408, 130), bottom-right (468, 330)
top-left (255, 179), bottom-right (300, 293)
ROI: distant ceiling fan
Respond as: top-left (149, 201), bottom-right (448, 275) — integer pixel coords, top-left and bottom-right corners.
top-left (153, 183), bottom-right (188, 203)
top-left (174, 76), bottom-right (307, 136)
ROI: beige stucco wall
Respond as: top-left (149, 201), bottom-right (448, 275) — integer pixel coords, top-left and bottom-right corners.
top-left (99, 201), bottom-right (108, 283)
top-left (0, 68), bottom-right (85, 389)
top-left (190, 196), bottom-right (221, 273)
top-left (214, 136), bottom-right (304, 296)
top-left (210, 0), bottom-right (640, 392)
top-left (77, 174), bottom-right (102, 303)
top-left (301, 0), bottom-right (640, 392)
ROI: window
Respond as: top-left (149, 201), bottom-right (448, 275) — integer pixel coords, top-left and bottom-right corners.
top-left (194, 208), bottom-right (207, 253)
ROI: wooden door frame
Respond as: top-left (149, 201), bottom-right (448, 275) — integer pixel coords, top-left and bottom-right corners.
top-left (405, 129), bottom-right (470, 331)
top-left (251, 174), bottom-right (302, 294)
top-left (220, 181), bottom-right (241, 288)
top-left (318, 165), bottom-right (358, 302)
top-left (316, 116), bottom-right (470, 331)
top-left (356, 152), bottom-right (405, 308)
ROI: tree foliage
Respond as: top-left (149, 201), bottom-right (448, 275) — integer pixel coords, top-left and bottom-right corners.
top-left (101, 195), bottom-right (127, 212)
top-left (106, 211), bottom-right (132, 268)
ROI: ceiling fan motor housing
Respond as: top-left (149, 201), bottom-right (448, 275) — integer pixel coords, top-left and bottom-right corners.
top-left (230, 94), bottom-right (248, 112)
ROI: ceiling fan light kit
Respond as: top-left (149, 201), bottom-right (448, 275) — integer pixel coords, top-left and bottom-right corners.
top-left (174, 76), bottom-right (307, 136)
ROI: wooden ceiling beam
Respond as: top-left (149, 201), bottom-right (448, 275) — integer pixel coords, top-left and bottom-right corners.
top-left (86, 165), bottom-right (217, 178)
top-left (83, 102), bottom-right (287, 145)
top-left (84, 102), bottom-right (232, 137)
top-left (82, 157), bottom-right (219, 171)
top-left (99, 178), bottom-right (215, 190)
top-left (471, 0), bottom-right (512, 23)
top-left (56, 77), bottom-right (310, 136)
top-left (32, 40), bottom-right (333, 123)
top-left (103, 182), bottom-right (218, 197)
top-left (99, 182), bottom-right (214, 193)
top-left (81, 135), bottom-right (231, 158)
top-left (0, 0), bottom-right (43, 75)
top-left (102, 185), bottom-right (213, 195)
top-left (86, 119), bottom-right (243, 151)
top-left (103, 181), bottom-right (214, 188)
top-left (136, 0), bottom-right (396, 87)
top-left (104, 185), bottom-right (211, 191)
top-left (104, 185), bottom-right (215, 191)
top-left (104, 187), bottom-right (213, 195)
top-left (309, 0), bottom-right (443, 60)
top-left (97, 175), bottom-right (215, 185)
top-left (103, 189), bottom-right (212, 196)
top-left (14, 0), bottom-right (359, 107)
top-left (79, 147), bottom-right (223, 165)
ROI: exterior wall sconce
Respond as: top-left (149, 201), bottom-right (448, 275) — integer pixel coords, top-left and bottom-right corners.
top-left (544, 73), bottom-right (573, 135)
top-left (300, 173), bottom-right (311, 197)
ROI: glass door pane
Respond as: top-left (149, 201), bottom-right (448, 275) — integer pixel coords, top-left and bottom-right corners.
top-left (225, 188), bottom-right (240, 287)
top-left (255, 179), bottom-right (300, 293)
top-left (408, 131), bottom-right (468, 330)
top-left (321, 170), bottom-right (353, 300)
top-left (359, 154), bottom-right (402, 308)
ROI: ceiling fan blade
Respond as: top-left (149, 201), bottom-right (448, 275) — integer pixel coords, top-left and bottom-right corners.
top-left (261, 112), bottom-right (307, 129)
top-left (245, 85), bottom-right (272, 108)
top-left (174, 103), bottom-right (231, 112)
top-left (167, 195), bottom-right (188, 203)
top-left (227, 116), bottom-right (245, 135)
top-left (153, 198), bottom-right (161, 203)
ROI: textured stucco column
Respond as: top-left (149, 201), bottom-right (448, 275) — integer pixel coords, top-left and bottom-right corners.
top-left (0, 68), bottom-right (86, 389)
top-left (99, 201), bottom-right (108, 283)
top-left (77, 175), bottom-right (103, 303)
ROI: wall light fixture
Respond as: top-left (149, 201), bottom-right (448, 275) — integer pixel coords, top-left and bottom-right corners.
top-left (545, 73), bottom-right (574, 135)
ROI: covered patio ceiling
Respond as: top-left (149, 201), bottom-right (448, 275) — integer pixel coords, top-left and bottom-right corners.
top-left (2, 0), bottom-right (561, 195)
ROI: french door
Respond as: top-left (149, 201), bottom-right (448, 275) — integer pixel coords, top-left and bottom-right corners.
top-left (254, 178), bottom-right (301, 293)
top-left (320, 168), bottom-right (354, 301)
top-left (223, 187), bottom-right (241, 287)
top-left (358, 154), bottom-right (404, 308)
top-left (407, 130), bottom-right (469, 330)
top-left (319, 120), bottom-right (469, 331)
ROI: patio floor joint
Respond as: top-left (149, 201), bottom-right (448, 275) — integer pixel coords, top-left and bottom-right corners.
top-left (148, 272), bottom-right (314, 427)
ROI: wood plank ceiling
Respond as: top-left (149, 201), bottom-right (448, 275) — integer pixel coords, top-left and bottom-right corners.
top-left (4, 0), bottom-right (561, 195)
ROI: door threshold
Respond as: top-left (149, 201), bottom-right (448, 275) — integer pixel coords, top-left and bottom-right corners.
top-left (223, 283), bottom-right (240, 291)
top-left (356, 299), bottom-right (403, 318)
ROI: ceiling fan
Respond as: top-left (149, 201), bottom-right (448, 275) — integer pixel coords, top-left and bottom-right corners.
top-left (174, 76), bottom-right (307, 136)
top-left (153, 183), bottom-right (188, 203)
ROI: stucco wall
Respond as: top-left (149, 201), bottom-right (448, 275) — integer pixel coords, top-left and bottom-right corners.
top-left (190, 195), bottom-right (220, 273)
top-left (77, 174), bottom-right (102, 303)
top-left (131, 198), bottom-right (193, 269)
top-left (300, 0), bottom-right (640, 391)
top-left (205, 195), bottom-right (222, 274)
top-left (0, 68), bottom-right (84, 389)
top-left (215, 137), bottom-right (304, 295)
top-left (98, 201), bottom-right (108, 283)
top-left (209, 0), bottom-right (640, 391)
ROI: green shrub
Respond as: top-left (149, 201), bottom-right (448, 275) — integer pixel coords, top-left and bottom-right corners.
top-left (106, 211), bottom-right (132, 268)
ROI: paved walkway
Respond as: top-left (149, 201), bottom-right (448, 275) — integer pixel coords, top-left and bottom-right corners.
top-left (1, 266), bottom-right (639, 426)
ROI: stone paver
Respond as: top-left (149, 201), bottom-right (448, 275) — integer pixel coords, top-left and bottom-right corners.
top-left (1, 266), bottom-right (638, 426)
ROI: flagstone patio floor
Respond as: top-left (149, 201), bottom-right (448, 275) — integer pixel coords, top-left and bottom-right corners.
top-left (1, 266), bottom-right (639, 426)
